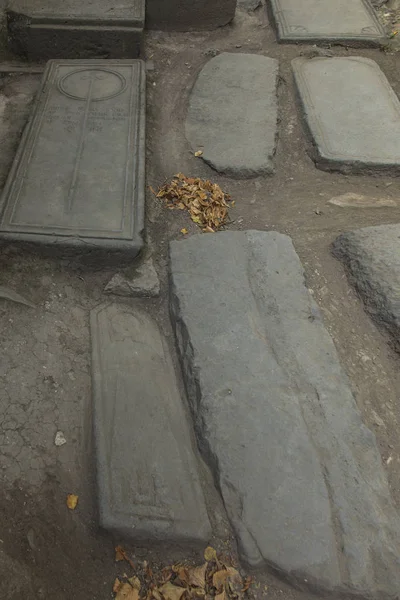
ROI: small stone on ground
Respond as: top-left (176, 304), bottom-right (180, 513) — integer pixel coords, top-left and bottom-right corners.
top-left (328, 192), bottom-right (396, 208)
top-left (270, 0), bottom-right (385, 45)
top-left (185, 53), bottom-right (278, 178)
top-left (333, 224), bottom-right (400, 351)
top-left (170, 230), bottom-right (400, 597)
top-left (292, 56), bottom-right (400, 174)
top-left (90, 303), bottom-right (211, 543)
top-left (104, 258), bottom-right (160, 297)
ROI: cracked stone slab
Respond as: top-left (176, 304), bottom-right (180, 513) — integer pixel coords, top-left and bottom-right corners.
top-left (185, 53), bottom-right (278, 178)
top-left (169, 230), bottom-right (400, 597)
top-left (90, 303), bottom-right (211, 544)
top-left (292, 56), bottom-right (400, 174)
top-left (269, 0), bottom-right (385, 46)
top-left (7, 0), bottom-right (144, 59)
top-left (333, 224), bottom-right (400, 351)
top-left (0, 60), bottom-right (145, 264)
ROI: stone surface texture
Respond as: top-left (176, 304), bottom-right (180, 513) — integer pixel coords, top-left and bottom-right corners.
top-left (170, 230), bottom-right (400, 597)
top-left (333, 224), bottom-right (400, 351)
top-left (292, 56), bottom-right (400, 174)
top-left (146, 0), bottom-right (236, 30)
top-left (269, 0), bottom-right (385, 45)
top-left (0, 60), bottom-right (145, 263)
top-left (104, 258), bottom-right (160, 297)
top-left (90, 303), bottom-right (211, 543)
top-left (186, 53), bottom-right (278, 178)
top-left (7, 0), bottom-right (144, 59)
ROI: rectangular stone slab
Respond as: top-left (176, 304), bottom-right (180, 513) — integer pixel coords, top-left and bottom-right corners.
top-left (0, 60), bottom-right (145, 263)
top-left (269, 0), bottom-right (385, 46)
top-left (7, 0), bottom-right (144, 59)
top-left (170, 231), bottom-right (400, 598)
top-left (292, 56), bottom-right (400, 174)
top-left (90, 303), bottom-right (211, 543)
top-left (146, 0), bottom-right (236, 30)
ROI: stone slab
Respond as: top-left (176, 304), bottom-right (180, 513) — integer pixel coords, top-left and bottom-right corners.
top-left (0, 60), bottom-right (145, 263)
top-left (333, 224), bottom-right (400, 351)
top-left (7, 0), bottom-right (144, 59)
top-left (186, 53), bottom-right (278, 178)
top-left (169, 230), bottom-right (400, 597)
top-left (269, 0), bottom-right (385, 46)
top-left (292, 56), bottom-right (400, 174)
top-left (146, 0), bottom-right (236, 31)
top-left (90, 302), bottom-right (211, 543)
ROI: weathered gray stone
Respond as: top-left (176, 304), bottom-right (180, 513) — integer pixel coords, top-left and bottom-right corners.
top-left (269, 0), bottom-right (385, 46)
top-left (238, 0), bottom-right (262, 12)
top-left (292, 56), bottom-right (400, 174)
top-left (186, 53), bottom-right (278, 178)
top-left (0, 60), bottom-right (145, 264)
top-left (170, 231), bottom-right (400, 597)
top-left (90, 302), bottom-right (211, 544)
top-left (328, 192), bottom-right (396, 208)
top-left (7, 0), bottom-right (144, 60)
top-left (104, 258), bottom-right (160, 297)
top-left (146, 0), bottom-right (236, 31)
top-left (333, 224), bottom-right (400, 351)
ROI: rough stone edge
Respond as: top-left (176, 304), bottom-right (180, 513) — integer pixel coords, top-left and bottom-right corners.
top-left (268, 0), bottom-right (386, 48)
top-left (291, 56), bottom-right (400, 176)
top-left (332, 229), bottom-right (400, 352)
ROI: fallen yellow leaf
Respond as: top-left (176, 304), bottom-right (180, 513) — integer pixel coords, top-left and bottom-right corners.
top-left (204, 546), bottom-right (217, 562)
top-left (180, 228), bottom-right (188, 235)
top-left (159, 581), bottom-right (186, 600)
top-left (66, 494), bottom-right (78, 510)
top-left (194, 150), bottom-right (203, 157)
top-left (213, 569), bottom-right (229, 591)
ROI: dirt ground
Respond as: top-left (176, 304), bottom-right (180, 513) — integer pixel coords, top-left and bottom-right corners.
top-left (1, 3), bottom-right (400, 600)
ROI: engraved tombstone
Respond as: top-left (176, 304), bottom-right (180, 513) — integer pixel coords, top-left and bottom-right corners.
top-left (0, 60), bottom-right (145, 262)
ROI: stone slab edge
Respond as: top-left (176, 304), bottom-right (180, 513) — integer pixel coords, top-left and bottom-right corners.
top-left (268, 0), bottom-right (386, 47)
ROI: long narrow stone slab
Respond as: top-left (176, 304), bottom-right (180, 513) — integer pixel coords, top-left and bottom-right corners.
top-left (292, 56), bottom-right (400, 174)
top-left (90, 303), bottom-right (211, 543)
top-left (7, 0), bottom-right (144, 59)
top-left (333, 224), bottom-right (400, 351)
top-left (185, 53), bottom-right (278, 178)
top-left (146, 0), bottom-right (237, 30)
top-left (169, 231), bottom-right (400, 597)
top-left (269, 0), bottom-right (385, 46)
top-left (0, 60), bottom-right (145, 263)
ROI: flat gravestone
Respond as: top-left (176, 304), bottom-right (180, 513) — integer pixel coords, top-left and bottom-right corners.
top-left (170, 231), bottom-right (400, 597)
top-left (292, 56), bottom-right (400, 174)
top-left (0, 60), bottom-right (145, 263)
top-left (146, 0), bottom-right (236, 30)
top-left (186, 53), bottom-right (279, 177)
top-left (7, 0), bottom-right (144, 59)
top-left (333, 224), bottom-right (400, 351)
top-left (269, 0), bottom-right (385, 46)
top-left (90, 303), bottom-right (211, 543)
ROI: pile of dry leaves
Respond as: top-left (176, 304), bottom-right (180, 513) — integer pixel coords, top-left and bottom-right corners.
top-left (113, 546), bottom-right (251, 600)
top-left (154, 174), bottom-right (233, 232)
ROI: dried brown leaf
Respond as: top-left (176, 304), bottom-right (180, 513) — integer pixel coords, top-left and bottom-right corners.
top-left (187, 563), bottom-right (207, 588)
top-left (215, 590), bottom-right (227, 600)
top-left (160, 581), bottom-right (187, 600)
top-left (115, 583), bottom-right (140, 600)
top-left (113, 578), bottom-right (122, 593)
top-left (212, 570), bottom-right (229, 591)
top-left (114, 545), bottom-right (135, 570)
